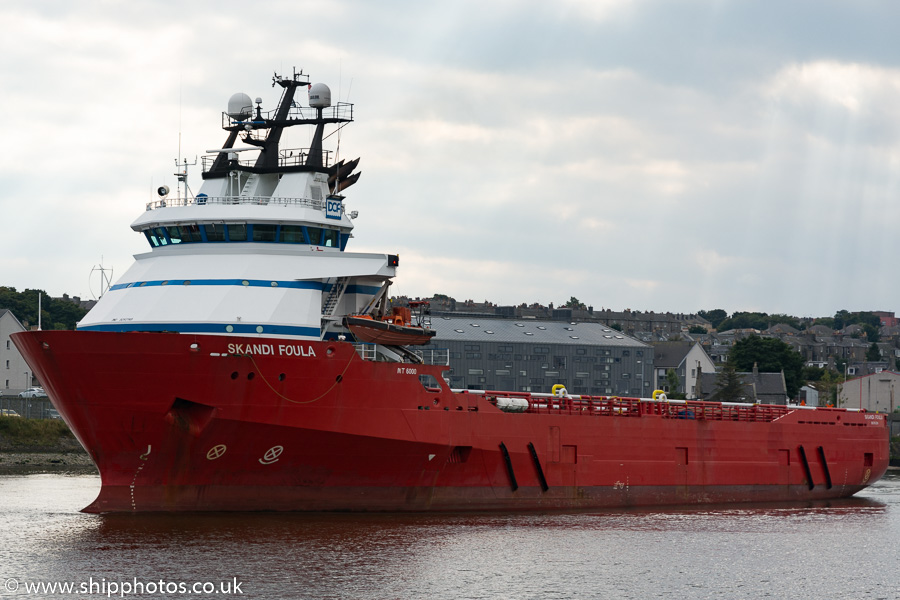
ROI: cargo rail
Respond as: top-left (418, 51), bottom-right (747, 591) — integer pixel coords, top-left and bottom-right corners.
top-left (467, 390), bottom-right (869, 424)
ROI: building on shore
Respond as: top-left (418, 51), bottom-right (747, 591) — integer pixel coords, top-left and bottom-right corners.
top-left (651, 342), bottom-right (716, 399)
top-left (420, 316), bottom-right (652, 396)
top-left (838, 371), bottom-right (900, 413)
top-left (0, 309), bottom-right (32, 394)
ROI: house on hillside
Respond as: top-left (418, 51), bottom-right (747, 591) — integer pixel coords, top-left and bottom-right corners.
top-left (0, 309), bottom-right (33, 394)
top-left (699, 364), bottom-right (788, 405)
top-left (652, 341), bottom-right (715, 399)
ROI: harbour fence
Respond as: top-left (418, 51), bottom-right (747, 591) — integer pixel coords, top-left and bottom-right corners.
top-left (0, 396), bottom-right (57, 419)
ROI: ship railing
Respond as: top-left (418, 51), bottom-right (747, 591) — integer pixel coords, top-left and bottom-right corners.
top-left (220, 102), bottom-right (354, 130)
top-left (483, 391), bottom-right (837, 423)
top-left (638, 399), bottom-right (796, 422)
top-left (200, 147), bottom-right (334, 172)
top-left (145, 195), bottom-right (329, 211)
top-left (487, 391), bottom-right (644, 417)
top-left (413, 348), bottom-right (450, 366)
top-left (350, 344), bottom-right (450, 366)
top-left (352, 343), bottom-right (379, 362)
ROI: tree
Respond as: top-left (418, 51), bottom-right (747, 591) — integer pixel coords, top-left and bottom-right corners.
top-left (867, 342), bottom-right (882, 362)
top-left (0, 287), bottom-right (87, 330)
top-left (863, 324), bottom-right (880, 343)
top-left (698, 309), bottom-right (728, 330)
top-left (665, 369), bottom-right (685, 399)
top-left (820, 368), bottom-right (843, 407)
top-left (715, 312), bottom-right (801, 332)
top-left (729, 335), bottom-right (804, 399)
top-left (710, 361), bottom-right (746, 403)
top-left (688, 325), bottom-right (706, 334)
top-left (563, 296), bottom-right (585, 310)
top-left (610, 322), bottom-right (622, 332)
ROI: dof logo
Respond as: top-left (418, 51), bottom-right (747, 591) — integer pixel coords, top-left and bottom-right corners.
top-left (326, 198), bottom-right (342, 220)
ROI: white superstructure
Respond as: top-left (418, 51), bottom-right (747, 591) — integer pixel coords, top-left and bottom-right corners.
top-left (78, 68), bottom-right (395, 341)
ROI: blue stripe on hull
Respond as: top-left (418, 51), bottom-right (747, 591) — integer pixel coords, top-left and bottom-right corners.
top-left (77, 322), bottom-right (320, 337)
top-left (109, 279), bottom-right (325, 291)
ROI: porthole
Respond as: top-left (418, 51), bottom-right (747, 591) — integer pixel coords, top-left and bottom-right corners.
top-left (278, 373), bottom-right (286, 381)
top-left (247, 372), bottom-right (255, 380)
top-left (256, 326), bottom-right (263, 333)
top-left (242, 280), bottom-right (250, 286)
top-left (225, 325), bottom-right (234, 333)
top-left (271, 281), bottom-right (278, 287)
top-left (230, 372), bottom-right (238, 380)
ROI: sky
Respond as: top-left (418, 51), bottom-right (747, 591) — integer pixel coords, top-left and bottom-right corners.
top-left (3, 0), bottom-right (900, 318)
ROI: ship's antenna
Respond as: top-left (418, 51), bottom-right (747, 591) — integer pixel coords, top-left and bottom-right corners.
top-left (334, 76), bottom-right (353, 165)
top-left (175, 156), bottom-right (198, 200)
top-left (89, 258), bottom-right (113, 300)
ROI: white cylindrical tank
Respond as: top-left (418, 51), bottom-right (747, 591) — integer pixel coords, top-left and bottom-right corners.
top-left (227, 93), bottom-right (253, 121)
top-left (308, 83), bottom-right (332, 108)
top-left (496, 397), bottom-right (529, 413)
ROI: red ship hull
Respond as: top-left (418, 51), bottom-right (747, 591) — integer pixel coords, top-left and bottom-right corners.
top-left (12, 330), bottom-right (889, 513)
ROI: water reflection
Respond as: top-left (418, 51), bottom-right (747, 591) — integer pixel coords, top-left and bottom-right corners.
top-left (2, 473), bottom-right (899, 600)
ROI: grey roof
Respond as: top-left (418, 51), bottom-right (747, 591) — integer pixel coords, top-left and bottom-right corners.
top-left (699, 370), bottom-right (787, 403)
top-left (806, 324), bottom-right (834, 336)
top-left (651, 341), bottom-right (693, 368)
top-left (428, 316), bottom-right (649, 348)
top-left (766, 323), bottom-right (800, 335)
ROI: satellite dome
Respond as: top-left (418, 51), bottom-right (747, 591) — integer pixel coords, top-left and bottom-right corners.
top-left (226, 93), bottom-right (253, 121)
top-left (308, 83), bottom-right (331, 108)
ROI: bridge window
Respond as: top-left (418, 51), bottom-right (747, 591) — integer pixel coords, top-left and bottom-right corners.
top-left (280, 225), bottom-right (306, 243)
top-left (141, 223), bottom-right (345, 249)
top-left (322, 228), bottom-right (339, 247)
top-left (144, 230), bottom-right (161, 247)
top-left (204, 224), bottom-right (225, 242)
top-left (252, 224), bottom-right (278, 242)
top-left (227, 224), bottom-right (247, 241)
top-left (167, 226), bottom-right (185, 244)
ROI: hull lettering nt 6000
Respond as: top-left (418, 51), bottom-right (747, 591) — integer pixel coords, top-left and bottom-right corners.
top-left (11, 67), bottom-right (889, 513)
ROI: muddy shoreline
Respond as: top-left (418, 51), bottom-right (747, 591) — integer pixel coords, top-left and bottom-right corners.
top-left (0, 451), bottom-right (98, 475)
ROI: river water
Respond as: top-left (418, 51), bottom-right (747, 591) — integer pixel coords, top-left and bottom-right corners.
top-left (1, 472), bottom-right (898, 599)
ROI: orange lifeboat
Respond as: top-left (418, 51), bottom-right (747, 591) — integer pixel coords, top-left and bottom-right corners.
top-left (343, 303), bottom-right (435, 346)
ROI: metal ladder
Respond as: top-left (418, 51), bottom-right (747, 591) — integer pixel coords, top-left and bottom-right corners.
top-left (240, 173), bottom-right (259, 197)
top-left (321, 277), bottom-right (348, 317)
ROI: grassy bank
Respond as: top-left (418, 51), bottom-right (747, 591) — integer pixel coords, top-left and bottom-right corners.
top-left (0, 416), bottom-right (95, 474)
top-left (0, 416), bottom-right (83, 452)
